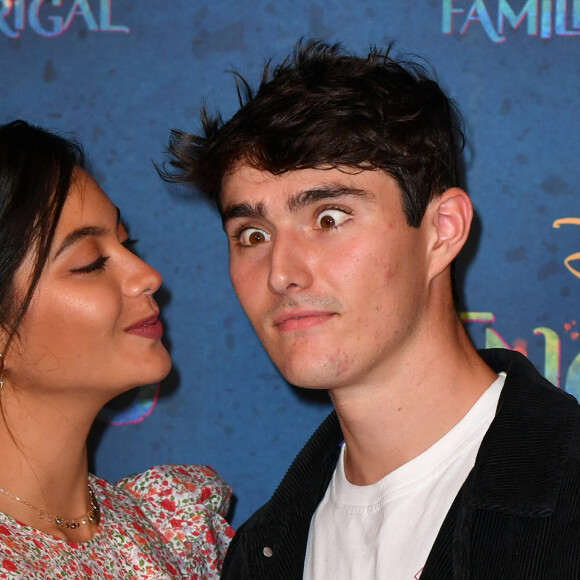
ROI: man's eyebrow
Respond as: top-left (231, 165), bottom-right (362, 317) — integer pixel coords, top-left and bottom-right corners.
top-left (53, 207), bottom-right (121, 259)
top-left (222, 201), bottom-right (267, 225)
top-left (222, 185), bottom-right (372, 225)
top-left (286, 185), bottom-right (372, 212)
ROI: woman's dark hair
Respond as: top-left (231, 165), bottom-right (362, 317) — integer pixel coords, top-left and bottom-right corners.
top-left (0, 120), bottom-right (84, 353)
top-left (161, 39), bottom-right (464, 227)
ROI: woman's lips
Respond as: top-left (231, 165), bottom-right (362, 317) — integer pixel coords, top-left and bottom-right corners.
top-left (125, 315), bottom-right (163, 339)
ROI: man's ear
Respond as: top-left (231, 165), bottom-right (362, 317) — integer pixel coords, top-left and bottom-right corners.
top-left (427, 187), bottom-right (473, 280)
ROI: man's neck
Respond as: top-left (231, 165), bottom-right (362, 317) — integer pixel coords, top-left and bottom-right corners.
top-left (330, 324), bottom-right (497, 486)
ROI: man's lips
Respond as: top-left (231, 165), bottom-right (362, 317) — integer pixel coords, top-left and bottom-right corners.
top-left (274, 311), bottom-right (336, 332)
top-left (125, 315), bottom-right (163, 339)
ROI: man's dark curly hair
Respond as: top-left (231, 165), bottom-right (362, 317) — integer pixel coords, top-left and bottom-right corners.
top-left (161, 39), bottom-right (464, 227)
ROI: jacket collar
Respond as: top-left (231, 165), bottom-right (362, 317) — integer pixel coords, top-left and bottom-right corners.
top-left (468, 348), bottom-right (579, 515)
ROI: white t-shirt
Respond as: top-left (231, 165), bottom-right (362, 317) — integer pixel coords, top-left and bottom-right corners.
top-left (303, 374), bottom-right (505, 580)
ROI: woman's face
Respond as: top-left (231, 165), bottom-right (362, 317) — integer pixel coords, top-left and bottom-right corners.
top-left (5, 169), bottom-right (171, 405)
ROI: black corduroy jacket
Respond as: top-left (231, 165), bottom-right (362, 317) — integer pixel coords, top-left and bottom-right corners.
top-left (222, 349), bottom-right (580, 579)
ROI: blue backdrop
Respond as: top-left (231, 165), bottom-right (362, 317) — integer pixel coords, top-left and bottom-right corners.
top-left (1, 0), bottom-right (579, 528)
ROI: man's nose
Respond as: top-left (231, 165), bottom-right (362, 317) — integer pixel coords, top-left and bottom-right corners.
top-left (267, 230), bottom-right (314, 294)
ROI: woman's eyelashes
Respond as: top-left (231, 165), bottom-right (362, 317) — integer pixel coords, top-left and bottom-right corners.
top-left (70, 255), bottom-right (109, 274)
top-left (122, 237), bottom-right (138, 252)
top-left (70, 237), bottom-right (139, 273)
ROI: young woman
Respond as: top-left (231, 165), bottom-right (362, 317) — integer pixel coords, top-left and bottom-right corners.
top-left (0, 120), bottom-right (233, 578)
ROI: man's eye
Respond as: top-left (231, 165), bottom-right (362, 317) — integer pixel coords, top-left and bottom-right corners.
top-left (239, 228), bottom-right (271, 246)
top-left (316, 209), bottom-right (351, 229)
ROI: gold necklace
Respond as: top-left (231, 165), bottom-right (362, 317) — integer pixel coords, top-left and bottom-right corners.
top-left (0, 483), bottom-right (100, 530)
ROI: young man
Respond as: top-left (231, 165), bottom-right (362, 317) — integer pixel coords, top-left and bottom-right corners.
top-left (163, 41), bottom-right (580, 579)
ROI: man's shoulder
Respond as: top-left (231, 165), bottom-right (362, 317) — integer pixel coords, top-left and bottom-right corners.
top-left (465, 349), bottom-right (580, 513)
top-left (480, 348), bottom-right (580, 446)
top-left (480, 347), bottom-right (579, 409)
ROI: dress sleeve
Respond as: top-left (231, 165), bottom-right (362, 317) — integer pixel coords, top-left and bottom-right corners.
top-left (116, 465), bottom-right (235, 576)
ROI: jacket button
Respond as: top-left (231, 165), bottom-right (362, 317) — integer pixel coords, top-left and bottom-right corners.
top-left (263, 547), bottom-right (273, 557)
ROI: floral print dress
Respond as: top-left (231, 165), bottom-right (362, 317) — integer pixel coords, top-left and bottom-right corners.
top-left (0, 464), bottom-right (234, 578)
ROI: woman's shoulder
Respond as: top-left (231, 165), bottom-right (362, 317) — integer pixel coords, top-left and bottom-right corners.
top-left (113, 464), bottom-right (232, 516)
top-left (95, 465), bottom-right (235, 576)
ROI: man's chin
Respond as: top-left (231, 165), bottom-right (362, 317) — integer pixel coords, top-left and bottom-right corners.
top-left (274, 357), bottom-right (350, 391)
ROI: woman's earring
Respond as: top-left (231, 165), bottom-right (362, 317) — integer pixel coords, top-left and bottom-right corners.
top-left (0, 353), bottom-right (4, 390)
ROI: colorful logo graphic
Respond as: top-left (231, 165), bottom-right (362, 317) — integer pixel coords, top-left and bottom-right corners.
top-left (97, 382), bottom-right (160, 426)
top-left (442, 0), bottom-right (580, 41)
top-left (553, 217), bottom-right (580, 279)
top-left (462, 218), bottom-right (579, 398)
top-left (1, 0), bottom-right (129, 38)
top-left (461, 313), bottom-right (579, 394)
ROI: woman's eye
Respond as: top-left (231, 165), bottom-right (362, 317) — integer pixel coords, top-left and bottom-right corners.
top-left (70, 256), bottom-right (109, 274)
top-left (316, 209), bottom-right (350, 229)
top-left (239, 228), bottom-right (271, 247)
top-left (122, 238), bottom-right (139, 253)
top-left (121, 238), bottom-right (139, 254)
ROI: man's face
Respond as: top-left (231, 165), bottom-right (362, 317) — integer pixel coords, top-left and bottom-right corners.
top-left (222, 165), bottom-right (433, 391)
